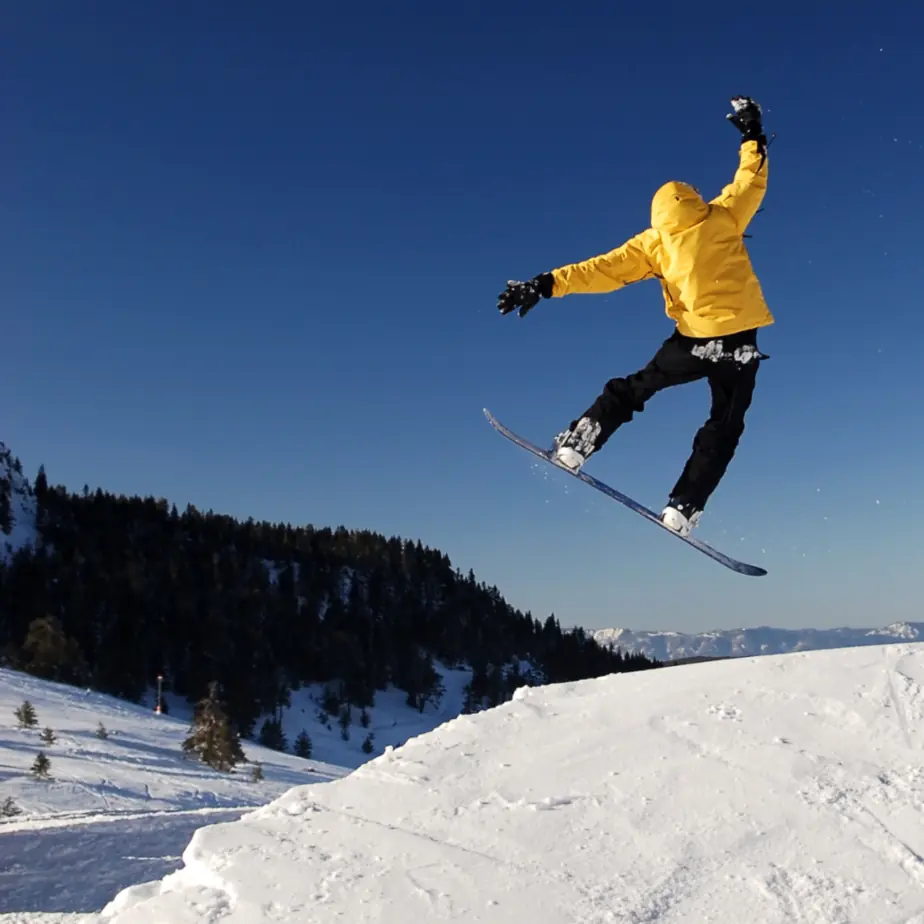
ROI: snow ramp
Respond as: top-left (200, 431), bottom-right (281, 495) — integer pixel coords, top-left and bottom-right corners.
top-left (98, 643), bottom-right (924, 923)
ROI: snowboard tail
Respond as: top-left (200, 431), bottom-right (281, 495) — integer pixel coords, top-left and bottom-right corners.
top-left (484, 408), bottom-right (767, 577)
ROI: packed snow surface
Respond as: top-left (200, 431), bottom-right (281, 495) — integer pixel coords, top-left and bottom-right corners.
top-left (94, 642), bottom-right (924, 923)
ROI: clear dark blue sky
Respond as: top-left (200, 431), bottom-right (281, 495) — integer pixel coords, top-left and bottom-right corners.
top-left (4, 1), bottom-right (923, 632)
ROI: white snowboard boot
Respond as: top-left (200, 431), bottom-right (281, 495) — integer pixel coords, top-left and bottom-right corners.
top-left (552, 417), bottom-right (602, 472)
top-left (660, 500), bottom-right (702, 537)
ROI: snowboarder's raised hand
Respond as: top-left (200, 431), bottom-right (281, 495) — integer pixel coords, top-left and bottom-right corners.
top-left (726, 96), bottom-right (766, 149)
top-left (497, 273), bottom-right (554, 318)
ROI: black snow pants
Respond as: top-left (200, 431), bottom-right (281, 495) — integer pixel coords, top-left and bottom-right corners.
top-left (572, 328), bottom-right (765, 511)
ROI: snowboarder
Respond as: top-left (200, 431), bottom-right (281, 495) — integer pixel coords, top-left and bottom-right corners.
top-left (497, 96), bottom-right (773, 537)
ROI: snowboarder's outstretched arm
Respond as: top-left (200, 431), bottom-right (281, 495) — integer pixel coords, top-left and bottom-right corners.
top-left (711, 96), bottom-right (769, 233)
top-left (547, 230), bottom-right (659, 297)
top-left (710, 141), bottom-right (768, 233)
top-left (496, 230), bottom-right (657, 318)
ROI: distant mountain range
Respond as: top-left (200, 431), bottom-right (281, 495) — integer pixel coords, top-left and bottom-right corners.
top-left (592, 622), bottom-right (924, 662)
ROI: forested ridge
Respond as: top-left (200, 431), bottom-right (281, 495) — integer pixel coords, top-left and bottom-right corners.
top-left (0, 446), bottom-right (659, 738)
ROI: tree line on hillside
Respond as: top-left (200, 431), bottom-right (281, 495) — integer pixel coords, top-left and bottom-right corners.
top-left (0, 463), bottom-right (659, 737)
top-left (0, 444), bottom-right (23, 534)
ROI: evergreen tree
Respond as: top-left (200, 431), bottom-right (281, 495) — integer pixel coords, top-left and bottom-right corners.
top-left (338, 704), bottom-right (351, 741)
top-left (96, 722), bottom-right (109, 739)
top-left (34, 465), bottom-right (48, 503)
top-left (404, 652), bottom-right (445, 713)
top-left (40, 727), bottom-right (56, 745)
top-left (257, 717), bottom-right (287, 752)
top-left (182, 681), bottom-right (245, 771)
top-left (21, 615), bottom-right (88, 684)
top-left (461, 684), bottom-right (479, 715)
top-left (14, 700), bottom-right (37, 729)
top-left (250, 761), bottom-right (264, 782)
top-left (0, 478), bottom-right (11, 534)
top-left (31, 752), bottom-right (51, 780)
top-left (294, 729), bottom-right (312, 759)
top-left (1, 796), bottom-right (22, 819)
top-left (321, 687), bottom-right (340, 717)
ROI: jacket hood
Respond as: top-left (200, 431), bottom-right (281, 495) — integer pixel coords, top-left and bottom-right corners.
top-left (651, 181), bottom-right (709, 234)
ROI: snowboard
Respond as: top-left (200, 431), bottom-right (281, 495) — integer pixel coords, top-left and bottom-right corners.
top-left (484, 408), bottom-right (767, 577)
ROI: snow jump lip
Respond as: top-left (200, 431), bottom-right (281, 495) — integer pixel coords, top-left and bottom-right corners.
top-left (484, 408), bottom-right (767, 577)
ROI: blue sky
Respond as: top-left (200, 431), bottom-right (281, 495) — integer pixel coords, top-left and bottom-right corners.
top-left (3, 1), bottom-right (923, 634)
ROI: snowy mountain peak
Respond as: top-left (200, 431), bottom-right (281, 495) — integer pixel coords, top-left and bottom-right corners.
top-left (873, 622), bottom-right (922, 640)
top-left (98, 642), bottom-right (924, 922)
top-left (0, 442), bottom-right (38, 563)
top-left (593, 621), bottom-right (924, 661)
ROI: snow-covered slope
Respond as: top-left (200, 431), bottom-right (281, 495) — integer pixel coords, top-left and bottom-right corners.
top-left (255, 663), bottom-right (474, 770)
top-left (0, 443), bottom-right (38, 563)
top-left (0, 663), bottom-right (476, 917)
top-left (0, 668), bottom-right (349, 915)
top-left (96, 642), bottom-right (924, 923)
top-left (148, 662), bottom-right (474, 772)
top-left (594, 620), bottom-right (924, 661)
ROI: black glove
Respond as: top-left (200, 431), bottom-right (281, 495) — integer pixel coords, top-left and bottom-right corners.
top-left (726, 96), bottom-right (766, 150)
top-left (497, 273), bottom-right (554, 318)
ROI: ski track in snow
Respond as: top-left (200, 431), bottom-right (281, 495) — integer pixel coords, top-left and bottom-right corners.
top-left (0, 808), bottom-right (247, 914)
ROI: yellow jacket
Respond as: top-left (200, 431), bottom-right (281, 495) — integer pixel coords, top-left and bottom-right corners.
top-left (550, 141), bottom-right (774, 339)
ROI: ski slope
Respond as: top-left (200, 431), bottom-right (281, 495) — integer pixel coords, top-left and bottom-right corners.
top-left (87, 642), bottom-right (924, 923)
top-left (0, 668), bottom-right (349, 918)
top-left (0, 661), bottom-right (475, 919)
